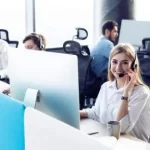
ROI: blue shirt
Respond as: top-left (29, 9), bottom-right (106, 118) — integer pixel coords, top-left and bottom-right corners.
top-left (91, 35), bottom-right (114, 77)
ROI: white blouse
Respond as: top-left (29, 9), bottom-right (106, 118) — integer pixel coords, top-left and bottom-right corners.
top-left (85, 80), bottom-right (150, 141)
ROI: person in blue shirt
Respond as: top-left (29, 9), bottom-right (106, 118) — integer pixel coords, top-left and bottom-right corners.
top-left (91, 20), bottom-right (118, 78)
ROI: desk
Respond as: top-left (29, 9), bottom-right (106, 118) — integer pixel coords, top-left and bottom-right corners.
top-left (80, 118), bottom-right (150, 150)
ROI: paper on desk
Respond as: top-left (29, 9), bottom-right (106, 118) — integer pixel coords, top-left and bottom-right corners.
top-left (115, 138), bottom-right (147, 150)
top-left (94, 136), bottom-right (117, 149)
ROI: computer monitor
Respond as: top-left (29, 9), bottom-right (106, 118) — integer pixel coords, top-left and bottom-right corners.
top-left (119, 20), bottom-right (150, 49)
top-left (8, 48), bottom-right (80, 129)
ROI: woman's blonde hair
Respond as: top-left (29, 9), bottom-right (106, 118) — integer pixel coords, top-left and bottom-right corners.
top-left (108, 43), bottom-right (146, 87)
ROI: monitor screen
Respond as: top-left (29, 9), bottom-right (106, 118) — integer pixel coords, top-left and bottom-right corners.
top-left (119, 20), bottom-right (150, 47)
top-left (8, 48), bottom-right (80, 129)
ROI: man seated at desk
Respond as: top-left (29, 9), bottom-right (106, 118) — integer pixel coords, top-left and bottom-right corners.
top-left (88, 20), bottom-right (118, 98)
top-left (91, 20), bottom-right (118, 78)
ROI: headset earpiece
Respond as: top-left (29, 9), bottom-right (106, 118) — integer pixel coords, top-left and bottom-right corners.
top-left (109, 63), bottom-right (111, 69)
top-left (30, 33), bottom-right (44, 50)
top-left (131, 54), bottom-right (137, 71)
top-left (39, 35), bottom-right (44, 50)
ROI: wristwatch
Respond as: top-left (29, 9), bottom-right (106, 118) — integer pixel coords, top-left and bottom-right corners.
top-left (121, 96), bottom-right (128, 101)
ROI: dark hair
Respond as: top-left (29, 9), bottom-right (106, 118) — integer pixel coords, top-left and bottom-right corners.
top-left (102, 20), bottom-right (118, 35)
top-left (23, 33), bottom-right (46, 50)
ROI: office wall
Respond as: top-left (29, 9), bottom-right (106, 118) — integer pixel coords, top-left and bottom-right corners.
top-left (35, 0), bottom-right (94, 48)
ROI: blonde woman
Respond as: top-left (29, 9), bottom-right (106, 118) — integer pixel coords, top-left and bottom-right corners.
top-left (80, 43), bottom-right (150, 141)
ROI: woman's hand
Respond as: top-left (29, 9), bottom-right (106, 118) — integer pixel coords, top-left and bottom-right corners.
top-left (123, 69), bottom-right (136, 97)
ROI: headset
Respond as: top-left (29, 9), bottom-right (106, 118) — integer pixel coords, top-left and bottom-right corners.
top-left (38, 35), bottom-right (44, 50)
top-left (109, 53), bottom-right (137, 77)
top-left (30, 33), bottom-right (45, 50)
top-left (130, 55), bottom-right (137, 71)
top-left (118, 54), bottom-right (137, 77)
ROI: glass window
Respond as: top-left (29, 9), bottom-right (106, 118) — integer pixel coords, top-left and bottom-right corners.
top-left (35, 0), bottom-right (93, 48)
top-left (0, 0), bottom-right (26, 42)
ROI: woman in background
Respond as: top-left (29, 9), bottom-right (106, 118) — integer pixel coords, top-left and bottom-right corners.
top-left (1, 33), bottom-right (47, 94)
top-left (23, 33), bottom-right (46, 51)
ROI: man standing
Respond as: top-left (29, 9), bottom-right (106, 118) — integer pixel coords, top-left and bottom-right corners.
top-left (91, 20), bottom-right (118, 78)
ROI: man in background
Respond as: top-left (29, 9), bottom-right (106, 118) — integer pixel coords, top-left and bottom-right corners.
top-left (91, 20), bottom-right (118, 78)
top-left (87, 20), bottom-right (118, 99)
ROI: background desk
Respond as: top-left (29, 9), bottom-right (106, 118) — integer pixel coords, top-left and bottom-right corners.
top-left (80, 118), bottom-right (150, 150)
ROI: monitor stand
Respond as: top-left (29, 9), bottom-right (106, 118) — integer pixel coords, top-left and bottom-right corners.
top-left (24, 88), bottom-right (40, 108)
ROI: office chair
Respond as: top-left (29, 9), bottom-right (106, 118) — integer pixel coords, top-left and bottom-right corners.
top-left (0, 29), bottom-right (9, 40)
top-left (139, 57), bottom-right (150, 86)
top-left (46, 47), bottom-right (65, 53)
top-left (63, 40), bottom-right (93, 109)
top-left (137, 39), bottom-right (150, 60)
top-left (0, 29), bottom-right (19, 48)
top-left (142, 38), bottom-right (150, 49)
top-left (74, 28), bottom-right (90, 55)
top-left (7, 41), bottom-right (19, 48)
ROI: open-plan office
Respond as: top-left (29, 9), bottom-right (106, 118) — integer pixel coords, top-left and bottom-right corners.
top-left (0, 0), bottom-right (150, 150)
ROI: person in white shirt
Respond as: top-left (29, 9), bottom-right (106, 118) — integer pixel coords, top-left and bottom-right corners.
top-left (0, 39), bottom-right (9, 79)
top-left (80, 43), bottom-right (150, 141)
top-left (0, 39), bottom-right (10, 94)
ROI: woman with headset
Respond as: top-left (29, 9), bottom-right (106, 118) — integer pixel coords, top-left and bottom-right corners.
top-left (80, 43), bottom-right (150, 141)
top-left (23, 33), bottom-right (46, 50)
top-left (1, 33), bottom-right (46, 94)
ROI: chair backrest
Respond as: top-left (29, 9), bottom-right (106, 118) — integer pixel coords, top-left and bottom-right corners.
top-left (139, 57), bottom-right (150, 86)
top-left (81, 45), bottom-right (90, 55)
top-left (62, 40), bottom-right (93, 109)
top-left (0, 29), bottom-right (19, 48)
top-left (84, 68), bottom-right (108, 100)
top-left (46, 47), bottom-right (65, 53)
top-left (144, 41), bottom-right (150, 54)
top-left (0, 94), bottom-right (25, 150)
top-left (137, 39), bottom-right (150, 60)
top-left (78, 55), bottom-right (93, 93)
top-left (142, 38), bottom-right (150, 49)
top-left (0, 29), bottom-right (9, 41)
top-left (8, 41), bottom-right (19, 48)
